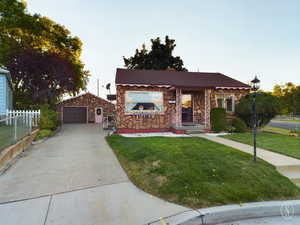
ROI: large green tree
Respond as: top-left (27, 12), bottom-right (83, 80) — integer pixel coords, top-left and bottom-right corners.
top-left (123, 36), bottom-right (187, 71)
top-left (235, 92), bottom-right (280, 128)
top-left (272, 83), bottom-right (300, 115)
top-left (0, 0), bottom-right (89, 107)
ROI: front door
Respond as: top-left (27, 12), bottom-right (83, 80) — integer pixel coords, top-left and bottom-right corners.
top-left (182, 94), bottom-right (193, 123)
top-left (95, 107), bottom-right (103, 123)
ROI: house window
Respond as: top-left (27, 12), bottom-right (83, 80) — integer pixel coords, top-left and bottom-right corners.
top-left (226, 96), bottom-right (234, 112)
top-left (216, 94), bottom-right (235, 112)
top-left (125, 91), bottom-right (163, 114)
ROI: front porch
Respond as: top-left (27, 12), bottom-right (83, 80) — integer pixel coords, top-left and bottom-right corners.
top-left (172, 88), bottom-right (211, 131)
top-left (175, 122), bottom-right (206, 134)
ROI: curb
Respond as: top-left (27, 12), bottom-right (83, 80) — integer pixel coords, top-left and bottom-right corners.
top-left (148, 200), bottom-right (300, 225)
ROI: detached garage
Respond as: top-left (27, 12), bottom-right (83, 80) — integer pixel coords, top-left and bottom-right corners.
top-left (57, 92), bottom-right (115, 124)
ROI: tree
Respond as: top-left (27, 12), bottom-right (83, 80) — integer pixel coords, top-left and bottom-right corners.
top-left (235, 92), bottom-right (280, 128)
top-left (123, 36), bottom-right (187, 71)
top-left (0, 0), bottom-right (89, 107)
top-left (283, 86), bottom-right (300, 115)
top-left (6, 50), bottom-right (86, 107)
top-left (272, 83), bottom-right (299, 115)
top-left (272, 84), bottom-right (284, 97)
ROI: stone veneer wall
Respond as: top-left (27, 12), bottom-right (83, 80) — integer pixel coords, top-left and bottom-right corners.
top-left (57, 93), bottom-right (115, 123)
top-left (194, 89), bottom-right (249, 128)
top-left (210, 89), bottom-right (250, 109)
top-left (193, 91), bottom-right (205, 123)
top-left (116, 86), bottom-right (249, 132)
top-left (116, 86), bottom-right (175, 132)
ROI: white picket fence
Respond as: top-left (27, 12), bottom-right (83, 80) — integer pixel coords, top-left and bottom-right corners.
top-left (6, 110), bottom-right (40, 127)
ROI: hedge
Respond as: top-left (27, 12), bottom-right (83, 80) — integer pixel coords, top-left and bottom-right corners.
top-left (210, 108), bottom-right (226, 132)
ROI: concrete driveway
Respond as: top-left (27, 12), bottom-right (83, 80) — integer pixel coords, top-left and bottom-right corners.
top-left (0, 124), bottom-right (187, 225)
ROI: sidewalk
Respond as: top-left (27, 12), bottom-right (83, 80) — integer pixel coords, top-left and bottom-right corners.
top-left (191, 134), bottom-right (300, 186)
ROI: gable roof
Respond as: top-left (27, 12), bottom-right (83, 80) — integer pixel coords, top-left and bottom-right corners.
top-left (58, 92), bottom-right (115, 105)
top-left (115, 68), bottom-right (250, 89)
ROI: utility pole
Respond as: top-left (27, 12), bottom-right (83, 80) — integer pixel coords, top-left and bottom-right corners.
top-left (97, 78), bottom-right (100, 97)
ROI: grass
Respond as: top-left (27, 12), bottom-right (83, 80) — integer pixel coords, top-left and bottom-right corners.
top-left (0, 125), bottom-right (15, 152)
top-left (0, 124), bottom-right (32, 152)
top-left (106, 135), bottom-right (300, 208)
top-left (262, 125), bottom-right (291, 135)
top-left (222, 132), bottom-right (300, 160)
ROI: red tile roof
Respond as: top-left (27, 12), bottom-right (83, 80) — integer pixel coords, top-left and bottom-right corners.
top-left (115, 68), bottom-right (250, 88)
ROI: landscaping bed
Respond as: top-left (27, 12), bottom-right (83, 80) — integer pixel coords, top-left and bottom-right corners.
top-left (222, 132), bottom-right (300, 160)
top-left (106, 135), bottom-right (300, 208)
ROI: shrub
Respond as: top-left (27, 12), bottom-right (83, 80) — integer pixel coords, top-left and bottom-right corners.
top-left (232, 117), bottom-right (247, 133)
top-left (35, 129), bottom-right (53, 141)
top-left (39, 104), bottom-right (59, 130)
top-left (235, 92), bottom-right (280, 128)
top-left (210, 108), bottom-right (226, 132)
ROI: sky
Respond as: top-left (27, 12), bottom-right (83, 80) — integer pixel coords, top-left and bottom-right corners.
top-left (26, 0), bottom-right (300, 97)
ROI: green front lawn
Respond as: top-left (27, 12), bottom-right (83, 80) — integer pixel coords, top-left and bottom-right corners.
top-left (107, 135), bottom-right (300, 208)
top-left (222, 132), bottom-right (300, 160)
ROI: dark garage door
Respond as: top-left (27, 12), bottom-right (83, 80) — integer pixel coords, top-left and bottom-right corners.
top-left (63, 107), bottom-right (87, 123)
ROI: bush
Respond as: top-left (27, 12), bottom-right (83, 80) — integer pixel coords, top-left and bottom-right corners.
top-left (39, 104), bottom-right (59, 130)
top-left (232, 117), bottom-right (247, 133)
top-left (35, 129), bottom-right (53, 141)
top-left (210, 108), bottom-right (226, 132)
top-left (235, 92), bottom-right (280, 128)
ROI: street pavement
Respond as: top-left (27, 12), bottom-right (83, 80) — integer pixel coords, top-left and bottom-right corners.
top-left (269, 120), bottom-right (300, 131)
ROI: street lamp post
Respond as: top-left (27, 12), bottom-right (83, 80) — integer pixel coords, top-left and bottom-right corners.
top-left (251, 76), bottom-right (260, 162)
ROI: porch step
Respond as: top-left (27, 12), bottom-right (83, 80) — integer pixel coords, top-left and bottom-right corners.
top-left (174, 124), bottom-right (206, 134)
top-left (185, 129), bottom-right (205, 134)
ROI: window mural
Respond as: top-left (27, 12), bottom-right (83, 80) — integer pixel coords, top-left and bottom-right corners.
top-left (125, 91), bottom-right (163, 113)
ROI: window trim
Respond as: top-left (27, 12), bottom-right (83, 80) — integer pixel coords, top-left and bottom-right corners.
top-left (215, 93), bottom-right (235, 112)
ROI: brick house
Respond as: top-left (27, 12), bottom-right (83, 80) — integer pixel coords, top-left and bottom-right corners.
top-left (57, 92), bottom-right (115, 123)
top-left (115, 69), bottom-right (250, 133)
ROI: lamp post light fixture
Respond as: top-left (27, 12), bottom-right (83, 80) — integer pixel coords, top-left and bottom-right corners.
top-left (251, 76), bottom-right (260, 162)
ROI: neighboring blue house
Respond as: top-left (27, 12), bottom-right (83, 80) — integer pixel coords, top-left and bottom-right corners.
top-left (0, 68), bottom-right (13, 115)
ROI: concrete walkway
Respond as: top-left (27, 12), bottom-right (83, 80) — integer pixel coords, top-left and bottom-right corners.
top-left (0, 124), bottom-right (187, 225)
top-left (192, 134), bottom-right (300, 186)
